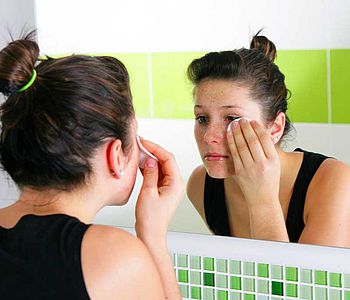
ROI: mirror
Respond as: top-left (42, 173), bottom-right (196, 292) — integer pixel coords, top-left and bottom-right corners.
top-left (1, 0), bottom-right (349, 248)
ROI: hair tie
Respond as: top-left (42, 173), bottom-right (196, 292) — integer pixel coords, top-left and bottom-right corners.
top-left (18, 69), bottom-right (37, 92)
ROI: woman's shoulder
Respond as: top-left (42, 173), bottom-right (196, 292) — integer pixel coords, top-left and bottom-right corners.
top-left (81, 225), bottom-right (164, 299)
top-left (187, 165), bottom-right (207, 200)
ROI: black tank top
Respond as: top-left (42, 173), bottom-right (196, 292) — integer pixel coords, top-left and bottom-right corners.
top-left (204, 148), bottom-right (330, 242)
top-left (0, 214), bottom-right (91, 300)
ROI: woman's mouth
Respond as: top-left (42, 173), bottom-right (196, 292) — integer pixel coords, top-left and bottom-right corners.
top-left (204, 152), bottom-right (229, 161)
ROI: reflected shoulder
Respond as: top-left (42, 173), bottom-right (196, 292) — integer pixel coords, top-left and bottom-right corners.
top-left (81, 225), bottom-right (164, 300)
top-left (187, 165), bottom-right (207, 219)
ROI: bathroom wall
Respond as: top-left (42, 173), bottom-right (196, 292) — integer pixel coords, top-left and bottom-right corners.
top-left (1, 0), bottom-right (350, 235)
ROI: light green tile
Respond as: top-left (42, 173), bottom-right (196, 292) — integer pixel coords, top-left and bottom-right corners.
top-left (217, 259), bottom-right (228, 273)
top-left (243, 262), bottom-right (255, 276)
top-left (243, 278), bottom-right (255, 292)
top-left (231, 276), bottom-right (242, 290)
top-left (190, 271), bottom-right (201, 285)
top-left (178, 269), bottom-right (188, 283)
top-left (300, 269), bottom-right (313, 284)
top-left (191, 286), bottom-right (202, 299)
top-left (216, 274), bottom-right (228, 288)
top-left (179, 284), bottom-right (189, 298)
top-left (217, 290), bottom-right (228, 300)
top-left (285, 267), bottom-right (298, 282)
top-left (315, 286), bottom-right (327, 300)
top-left (244, 294), bottom-right (255, 300)
top-left (177, 254), bottom-right (188, 268)
top-left (300, 285), bottom-right (313, 300)
top-left (203, 288), bottom-right (214, 300)
top-left (286, 283), bottom-right (298, 298)
top-left (315, 270), bottom-right (327, 285)
top-left (230, 260), bottom-right (241, 274)
top-left (257, 279), bottom-right (269, 294)
top-left (345, 290), bottom-right (350, 300)
top-left (329, 289), bottom-right (341, 300)
top-left (203, 257), bottom-right (214, 271)
top-left (152, 52), bottom-right (205, 118)
top-left (107, 53), bottom-right (151, 118)
top-left (275, 50), bottom-right (328, 123)
top-left (329, 273), bottom-right (342, 288)
top-left (230, 291), bottom-right (242, 300)
top-left (257, 263), bottom-right (269, 278)
top-left (257, 296), bottom-right (269, 300)
top-left (330, 49), bottom-right (350, 123)
top-left (271, 265), bottom-right (283, 280)
top-left (190, 256), bottom-right (201, 270)
top-left (344, 274), bottom-right (350, 288)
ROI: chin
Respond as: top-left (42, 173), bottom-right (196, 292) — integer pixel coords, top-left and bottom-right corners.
top-left (205, 165), bottom-right (234, 179)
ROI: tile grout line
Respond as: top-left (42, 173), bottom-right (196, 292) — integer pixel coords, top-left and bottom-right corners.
top-left (147, 52), bottom-right (154, 118)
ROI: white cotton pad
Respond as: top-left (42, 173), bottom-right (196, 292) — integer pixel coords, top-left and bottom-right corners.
top-left (136, 135), bottom-right (158, 169)
top-left (227, 117), bottom-right (252, 132)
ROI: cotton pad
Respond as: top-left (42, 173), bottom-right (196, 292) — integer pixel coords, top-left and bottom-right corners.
top-left (227, 117), bottom-right (252, 132)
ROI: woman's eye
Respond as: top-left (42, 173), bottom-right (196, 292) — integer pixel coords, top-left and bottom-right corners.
top-left (195, 116), bottom-right (208, 124)
top-left (226, 116), bottom-right (241, 122)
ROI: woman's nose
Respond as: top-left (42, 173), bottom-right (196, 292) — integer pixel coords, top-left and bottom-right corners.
top-left (203, 123), bottom-right (226, 144)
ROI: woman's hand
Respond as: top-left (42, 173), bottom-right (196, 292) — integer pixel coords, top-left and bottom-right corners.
top-left (227, 118), bottom-right (281, 208)
top-left (135, 138), bottom-right (184, 244)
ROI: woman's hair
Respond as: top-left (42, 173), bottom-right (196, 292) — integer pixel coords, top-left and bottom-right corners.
top-left (187, 32), bottom-right (292, 138)
top-left (0, 32), bottom-right (135, 191)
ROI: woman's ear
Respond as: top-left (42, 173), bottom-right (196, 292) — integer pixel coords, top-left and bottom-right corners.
top-left (269, 112), bottom-right (285, 144)
top-left (106, 139), bottom-right (125, 179)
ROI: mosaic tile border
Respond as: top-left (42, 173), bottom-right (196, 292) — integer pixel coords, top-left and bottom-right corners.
top-left (172, 253), bottom-right (350, 300)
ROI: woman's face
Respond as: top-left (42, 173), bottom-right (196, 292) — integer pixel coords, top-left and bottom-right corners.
top-left (194, 79), bottom-right (264, 178)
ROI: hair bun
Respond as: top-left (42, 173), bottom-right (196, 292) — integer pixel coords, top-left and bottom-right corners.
top-left (250, 32), bottom-right (277, 63)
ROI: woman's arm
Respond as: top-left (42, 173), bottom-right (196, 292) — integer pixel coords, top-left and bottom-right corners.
top-left (299, 159), bottom-right (350, 247)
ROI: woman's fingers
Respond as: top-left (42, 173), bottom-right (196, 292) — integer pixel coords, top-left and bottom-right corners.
top-left (250, 121), bottom-right (278, 159)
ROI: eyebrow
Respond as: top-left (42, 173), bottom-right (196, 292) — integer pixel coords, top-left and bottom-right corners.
top-left (194, 105), bottom-right (243, 109)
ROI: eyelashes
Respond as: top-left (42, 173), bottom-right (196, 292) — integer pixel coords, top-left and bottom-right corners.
top-left (195, 115), bottom-right (241, 124)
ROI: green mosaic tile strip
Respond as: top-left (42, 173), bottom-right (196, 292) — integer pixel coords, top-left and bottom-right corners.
top-left (216, 273), bottom-right (228, 288)
top-left (345, 290), bottom-right (350, 300)
top-left (271, 265), bottom-right (283, 280)
top-left (344, 274), bottom-right (350, 288)
top-left (244, 293), bottom-right (255, 300)
top-left (286, 266), bottom-right (298, 282)
top-left (190, 271), bottom-right (201, 285)
top-left (217, 290), bottom-right (228, 300)
top-left (191, 286), bottom-right (202, 299)
top-left (231, 276), bottom-right (242, 290)
top-left (230, 260), bottom-right (241, 275)
top-left (203, 287), bottom-right (214, 300)
top-left (258, 263), bottom-right (269, 278)
top-left (179, 284), bottom-right (189, 298)
top-left (230, 291), bottom-right (242, 300)
top-left (178, 269), bottom-right (188, 283)
top-left (190, 256), bottom-right (201, 270)
top-left (177, 254), bottom-right (188, 268)
top-left (203, 272), bottom-right (215, 287)
top-left (329, 272), bottom-right (341, 287)
top-left (300, 285), bottom-right (313, 300)
top-left (257, 279), bottom-right (269, 294)
top-left (286, 283), bottom-right (298, 297)
top-left (330, 49), bottom-right (350, 123)
top-left (329, 288), bottom-right (341, 300)
top-left (301, 268), bottom-right (313, 284)
top-left (217, 259), bottom-right (228, 273)
top-left (243, 277), bottom-right (255, 292)
top-left (272, 281), bottom-right (283, 296)
top-left (314, 286), bottom-right (327, 300)
top-left (203, 257), bottom-right (214, 271)
top-left (243, 262), bottom-right (255, 276)
top-left (315, 270), bottom-right (327, 285)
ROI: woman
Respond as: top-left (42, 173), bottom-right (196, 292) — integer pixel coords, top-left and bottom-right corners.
top-left (186, 33), bottom-right (350, 247)
top-left (0, 33), bottom-right (183, 299)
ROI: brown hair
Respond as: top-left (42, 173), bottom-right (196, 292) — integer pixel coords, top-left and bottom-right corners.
top-left (0, 32), bottom-right (135, 191)
top-left (187, 32), bottom-right (291, 138)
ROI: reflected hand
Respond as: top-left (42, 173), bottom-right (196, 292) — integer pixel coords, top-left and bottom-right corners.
top-left (227, 119), bottom-right (281, 207)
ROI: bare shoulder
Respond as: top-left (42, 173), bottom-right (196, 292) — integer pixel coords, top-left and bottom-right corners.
top-left (81, 225), bottom-right (164, 300)
top-left (187, 165), bottom-right (207, 218)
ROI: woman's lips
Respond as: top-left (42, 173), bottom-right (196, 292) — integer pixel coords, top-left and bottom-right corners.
top-left (204, 153), bottom-right (229, 161)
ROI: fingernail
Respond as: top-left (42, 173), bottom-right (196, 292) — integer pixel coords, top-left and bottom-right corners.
top-left (146, 157), bottom-right (157, 168)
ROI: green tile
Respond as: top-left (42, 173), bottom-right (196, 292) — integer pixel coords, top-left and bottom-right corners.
top-left (230, 260), bottom-right (241, 274)
top-left (191, 286), bottom-right (202, 299)
top-left (271, 265), bottom-right (283, 280)
top-left (217, 259), bottom-right (228, 273)
top-left (257, 263), bottom-right (269, 278)
top-left (152, 52), bottom-right (205, 118)
top-left (300, 285), bottom-right (313, 300)
top-left (177, 254), bottom-right (188, 268)
top-left (203, 273), bottom-right (215, 287)
top-left (190, 256), bottom-right (201, 270)
top-left (257, 296), bottom-right (269, 300)
top-left (286, 283), bottom-right (298, 298)
top-left (190, 271), bottom-right (201, 285)
top-left (230, 291), bottom-right (241, 300)
top-left (216, 274), bottom-right (228, 288)
top-left (329, 289), bottom-right (341, 300)
top-left (275, 50), bottom-right (328, 123)
top-left (244, 294), bottom-right (255, 300)
top-left (300, 269), bottom-right (313, 284)
top-left (179, 284), bottom-right (189, 298)
top-left (257, 279), bottom-right (269, 294)
top-left (272, 281), bottom-right (283, 296)
top-left (217, 290), bottom-right (228, 300)
top-left (109, 53), bottom-right (151, 118)
top-left (345, 290), bottom-right (350, 300)
top-left (329, 273), bottom-right (342, 288)
top-left (344, 274), bottom-right (350, 288)
top-left (243, 262), bottom-right (255, 276)
top-left (231, 276), bottom-right (242, 290)
top-left (315, 286), bottom-right (327, 300)
top-left (203, 288), bottom-right (214, 300)
top-left (243, 278), bottom-right (255, 292)
top-left (315, 270), bottom-right (327, 285)
top-left (178, 269), bottom-right (188, 283)
top-left (330, 49), bottom-right (350, 123)
top-left (203, 257), bottom-right (214, 271)
top-left (285, 267), bottom-right (298, 282)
